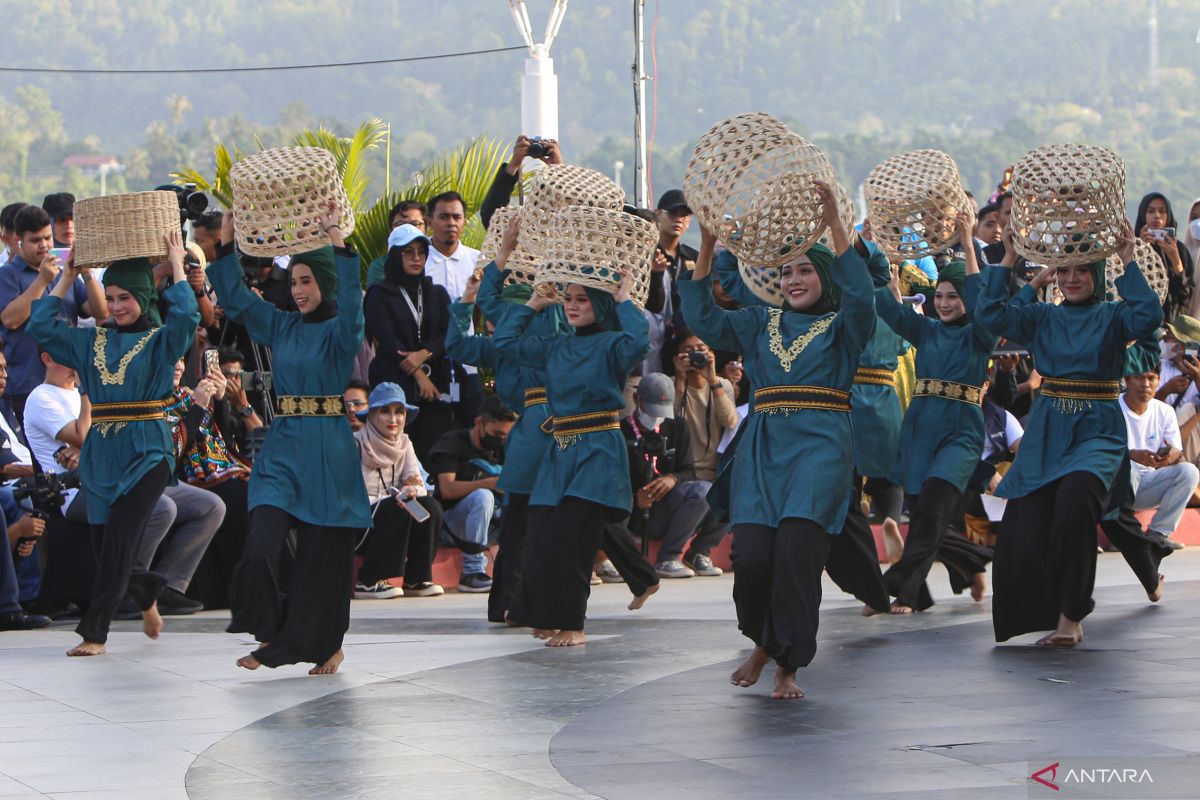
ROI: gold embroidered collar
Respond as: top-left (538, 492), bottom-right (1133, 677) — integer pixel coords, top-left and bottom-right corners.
top-left (766, 309), bottom-right (835, 372)
top-left (93, 327), bottom-right (155, 386)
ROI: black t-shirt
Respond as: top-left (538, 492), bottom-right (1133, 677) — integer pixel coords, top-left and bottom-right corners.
top-left (427, 429), bottom-right (502, 509)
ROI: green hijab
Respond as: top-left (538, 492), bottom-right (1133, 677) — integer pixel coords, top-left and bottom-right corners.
top-left (936, 260), bottom-right (966, 296)
top-left (582, 286), bottom-right (619, 332)
top-left (1124, 336), bottom-right (1160, 377)
top-left (780, 242), bottom-right (839, 314)
top-left (291, 246), bottom-right (337, 304)
top-left (102, 258), bottom-right (156, 324)
top-left (1086, 259), bottom-right (1107, 304)
top-left (501, 282), bottom-right (533, 304)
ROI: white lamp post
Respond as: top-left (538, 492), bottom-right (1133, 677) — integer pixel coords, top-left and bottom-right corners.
top-left (509, 1), bottom-right (567, 145)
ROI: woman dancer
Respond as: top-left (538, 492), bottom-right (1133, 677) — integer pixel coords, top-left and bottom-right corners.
top-left (875, 214), bottom-right (997, 614)
top-left (211, 204), bottom-right (372, 674)
top-left (680, 182), bottom-right (874, 699)
top-left (493, 263), bottom-right (649, 647)
top-left (29, 232), bottom-right (199, 656)
top-left (977, 223), bottom-right (1162, 645)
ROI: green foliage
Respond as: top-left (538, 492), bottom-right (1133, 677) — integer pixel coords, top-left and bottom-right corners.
top-left (290, 118), bottom-right (389, 216)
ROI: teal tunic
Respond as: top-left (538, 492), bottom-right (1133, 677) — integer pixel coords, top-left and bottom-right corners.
top-left (364, 255), bottom-right (387, 289)
top-left (874, 271), bottom-right (998, 496)
top-left (714, 248), bottom-right (770, 309)
top-left (852, 321), bottom-right (908, 480)
top-left (28, 281), bottom-right (199, 524)
top-left (679, 246), bottom-right (876, 533)
top-left (446, 262), bottom-right (568, 497)
top-left (493, 299), bottom-right (649, 512)
top-left (208, 249), bottom-right (372, 528)
top-left (975, 263), bottom-right (1163, 498)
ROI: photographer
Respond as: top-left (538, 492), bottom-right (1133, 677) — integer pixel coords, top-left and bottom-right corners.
top-left (624, 373), bottom-right (728, 579)
top-left (213, 347), bottom-right (264, 458)
top-left (0, 486), bottom-right (51, 630)
top-left (480, 134), bottom-right (563, 230)
top-left (669, 329), bottom-right (739, 485)
top-left (643, 190), bottom-right (698, 374)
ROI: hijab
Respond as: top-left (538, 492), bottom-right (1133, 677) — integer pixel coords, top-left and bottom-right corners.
top-left (1182, 197), bottom-right (1200, 266)
top-left (779, 242), bottom-right (839, 316)
top-left (383, 246), bottom-right (425, 296)
top-left (575, 286), bottom-right (618, 336)
top-left (102, 258), bottom-right (156, 331)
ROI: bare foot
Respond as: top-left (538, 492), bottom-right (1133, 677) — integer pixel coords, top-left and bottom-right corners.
top-left (309, 649), bottom-right (344, 675)
top-left (66, 641), bottom-right (105, 657)
top-left (1149, 574), bottom-right (1165, 603)
top-left (1036, 616), bottom-right (1083, 647)
top-left (236, 653), bottom-right (262, 670)
top-left (546, 629), bottom-right (585, 647)
top-left (970, 571), bottom-right (988, 602)
top-left (532, 628), bottom-right (557, 640)
top-left (889, 601), bottom-right (914, 615)
top-left (771, 666), bottom-right (805, 700)
top-left (730, 646), bottom-right (770, 687)
top-left (142, 603), bottom-right (163, 639)
top-left (628, 582), bottom-right (660, 611)
top-left (882, 517), bottom-right (904, 565)
top-left (861, 603), bottom-right (887, 617)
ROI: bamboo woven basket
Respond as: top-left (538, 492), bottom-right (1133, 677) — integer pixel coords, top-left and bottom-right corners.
top-left (72, 191), bottom-right (180, 267)
top-left (1010, 143), bottom-right (1125, 268)
top-left (737, 181), bottom-right (858, 306)
top-left (1105, 238), bottom-right (1169, 303)
top-left (534, 206), bottom-right (656, 308)
top-left (478, 206), bottom-right (540, 286)
top-left (682, 112), bottom-right (838, 268)
top-left (521, 165), bottom-right (625, 258)
top-left (864, 149), bottom-right (970, 261)
top-left (230, 147), bottom-right (354, 257)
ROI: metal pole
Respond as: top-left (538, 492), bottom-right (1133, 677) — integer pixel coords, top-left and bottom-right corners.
top-left (385, 122), bottom-right (392, 197)
top-left (632, 0), bottom-right (648, 207)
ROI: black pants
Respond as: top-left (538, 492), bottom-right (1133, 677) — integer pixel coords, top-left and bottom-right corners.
top-left (993, 472), bottom-right (1107, 642)
top-left (731, 518), bottom-right (830, 672)
top-left (828, 486), bottom-right (890, 613)
top-left (864, 476), bottom-right (904, 522)
top-left (508, 497), bottom-right (609, 631)
top-left (884, 478), bottom-right (965, 610)
top-left (77, 461), bottom-right (171, 644)
top-left (358, 496), bottom-right (441, 585)
top-left (1099, 499), bottom-right (1173, 595)
top-left (601, 522), bottom-right (659, 598)
top-left (227, 505), bottom-right (357, 667)
top-left (488, 493), bottom-right (530, 623)
top-left (185, 479), bottom-right (250, 611)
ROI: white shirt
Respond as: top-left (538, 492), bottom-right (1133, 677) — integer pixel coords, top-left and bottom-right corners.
top-left (1120, 394), bottom-right (1182, 477)
top-left (1159, 358), bottom-right (1200, 407)
top-left (0, 406), bottom-right (31, 465)
top-left (425, 241), bottom-right (480, 302)
top-left (24, 383), bottom-right (81, 473)
top-left (982, 409), bottom-right (1025, 462)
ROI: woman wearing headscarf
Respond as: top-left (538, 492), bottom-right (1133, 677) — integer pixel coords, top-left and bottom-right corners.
top-left (874, 212), bottom-right (997, 615)
top-left (353, 382), bottom-right (443, 599)
top-left (680, 181), bottom-right (875, 700)
top-left (493, 256), bottom-right (650, 648)
top-left (364, 224), bottom-right (452, 460)
top-left (210, 203), bottom-right (371, 674)
top-left (977, 222), bottom-right (1162, 646)
top-left (28, 231), bottom-right (199, 656)
top-left (1135, 192), bottom-right (1194, 320)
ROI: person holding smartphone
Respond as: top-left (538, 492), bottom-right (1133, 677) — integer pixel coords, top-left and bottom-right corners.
top-left (352, 382), bottom-right (443, 599)
top-left (1135, 192), bottom-right (1193, 320)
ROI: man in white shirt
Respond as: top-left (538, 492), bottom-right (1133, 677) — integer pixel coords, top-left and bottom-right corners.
top-left (424, 190), bottom-right (483, 424)
top-left (1121, 366), bottom-right (1199, 546)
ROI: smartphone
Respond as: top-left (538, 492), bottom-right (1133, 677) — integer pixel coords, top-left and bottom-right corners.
top-left (49, 247), bottom-right (70, 263)
top-left (1155, 442), bottom-right (1173, 458)
top-left (204, 348), bottom-right (220, 374)
top-left (1185, 343), bottom-right (1200, 359)
top-left (402, 498), bottom-right (431, 523)
top-left (1147, 227), bottom-right (1176, 242)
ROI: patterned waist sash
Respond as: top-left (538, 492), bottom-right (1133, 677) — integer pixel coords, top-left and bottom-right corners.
top-left (853, 367), bottom-right (896, 388)
top-left (91, 398), bottom-right (171, 437)
top-left (1040, 376), bottom-right (1120, 414)
top-left (275, 395), bottom-right (345, 417)
top-left (912, 378), bottom-right (981, 406)
top-left (524, 386), bottom-right (548, 408)
top-left (541, 409), bottom-right (622, 449)
top-left (753, 385), bottom-right (851, 415)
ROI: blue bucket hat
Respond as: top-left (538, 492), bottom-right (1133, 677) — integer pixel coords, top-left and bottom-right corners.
top-left (368, 382), bottom-right (419, 422)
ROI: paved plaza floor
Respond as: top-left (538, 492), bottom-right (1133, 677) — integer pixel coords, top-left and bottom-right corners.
top-left (1, 550), bottom-right (1199, 799)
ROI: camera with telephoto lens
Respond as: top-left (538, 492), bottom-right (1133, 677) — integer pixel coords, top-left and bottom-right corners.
top-left (156, 183), bottom-right (211, 225)
top-left (527, 136), bottom-right (551, 159)
top-left (239, 254), bottom-right (275, 290)
top-left (240, 371), bottom-right (273, 394)
top-left (687, 350), bottom-right (708, 369)
top-left (12, 469), bottom-right (81, 515)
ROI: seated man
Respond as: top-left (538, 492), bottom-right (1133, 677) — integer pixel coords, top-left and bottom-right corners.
top-left (427, 396), bottom-right (515, 592)
top-left (0, 486), bottom-right (51, 630)
top-left (1122, 364), bottom-right (1200, 550)
top-left (26, 349), bottom-right (225, 615)
top-left (625, 373), bottom-right (728, 579)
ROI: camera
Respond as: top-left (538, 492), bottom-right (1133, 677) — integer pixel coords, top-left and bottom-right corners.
top-left (156, 183), bottom-right (211, 225)
top-left (240, 371), bottom-right (273, 394)
top-left (527, 136), bottom-right (552, 159)
top-left (239, 254), bottom-right (274, 289)
top-left (687, 350), bottom-right (708, 369)
top-left (12, 470), bottom-right (81, 515)
top-left (1147, 227), bottom-right (1176, 242)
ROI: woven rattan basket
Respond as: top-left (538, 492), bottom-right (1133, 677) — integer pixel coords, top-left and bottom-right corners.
top-left (864, 149), bottom-right (970, 261)
top-left (682, 112), bottom-right (838, 269)
top-left (1010, 143), bottom-right (1125, 268)
top-left (534, 207), bottom-right (656, 308)
top-left (72, 191), bottom-right (180, 268)
top-left (521, 165), bottom-right (625, 258)
top-left (1105, 238), bottom-right (1169, 303)
top-left (230, 147), bottom-right (354, 257)
top-left (478, 206), bottom-right (540, 286)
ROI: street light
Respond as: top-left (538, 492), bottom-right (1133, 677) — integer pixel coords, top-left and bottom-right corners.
top-left (509, 1), bottom-right (567, 144)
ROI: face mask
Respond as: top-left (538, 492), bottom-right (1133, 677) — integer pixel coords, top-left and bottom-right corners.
top-left (636, 410), bottom-right (664, 431)
top-left (479, 432), bottom-right (505, 452)
top-left (1190, 219), bottom-right (1200, 241)
top-left (1161, 340), bottom-right (1181, 360)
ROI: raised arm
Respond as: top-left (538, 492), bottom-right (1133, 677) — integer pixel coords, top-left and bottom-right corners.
top-left (474, 260), bottom-right (508, 324)
top-left (1113, 220), bottom-right (1165, 340)
top-left (492, 296), bottom-right (553, 369)
top-left (610, 269), bottom-right (651, 372)
top-left (445, 300), bottom-right (498, 370)
top-left (158, 231), bottom-right (202, 361)
top-left (818, 180), bottom-right (875, 353)
top-left (963, 272), bottom-right (999, 352)
top-left (679, 224), bottom-right (758, 352)
top-left (209, 212), bottom-right (285, 346)
top-left (973, 264), bottom-right (1043, 345)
